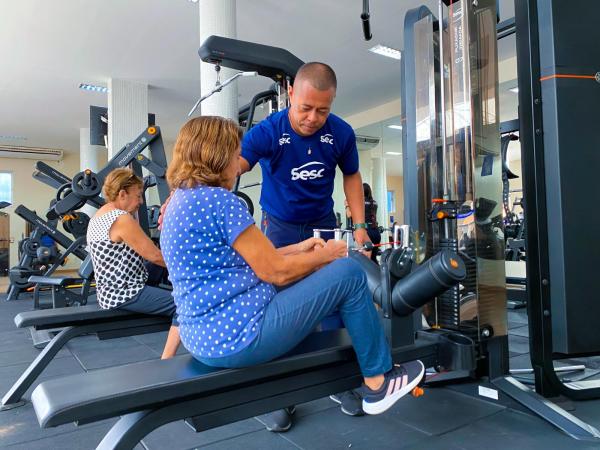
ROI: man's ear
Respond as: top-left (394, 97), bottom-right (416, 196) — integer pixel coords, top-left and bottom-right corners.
top-left (287, 84), bottom-right (293, 99)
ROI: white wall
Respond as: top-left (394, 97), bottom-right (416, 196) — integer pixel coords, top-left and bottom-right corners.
top-left (386, 175), bottom-right (404, 224)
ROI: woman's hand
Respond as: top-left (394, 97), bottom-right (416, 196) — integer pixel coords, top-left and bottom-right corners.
top-left (316, 239), bottom-right (348, 262)
top-left (297, 237), bottom-right (326, 253)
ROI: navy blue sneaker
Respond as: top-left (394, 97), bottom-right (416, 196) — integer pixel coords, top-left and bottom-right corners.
top-left (329, 390), bottom-right (364, 416)
top-left (258, 406), bottom-right (296, 432)
top-left (360, 360), bottom-right (425, 415)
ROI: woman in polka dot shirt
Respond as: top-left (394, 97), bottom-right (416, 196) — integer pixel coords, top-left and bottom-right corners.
top-left (160, 116), bottom-right (424, 415)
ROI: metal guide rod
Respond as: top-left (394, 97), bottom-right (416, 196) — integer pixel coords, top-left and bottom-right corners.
top-left (188, 71), bottom-right (258, 117)
top-left (438, 0), bottom-right (449, 201)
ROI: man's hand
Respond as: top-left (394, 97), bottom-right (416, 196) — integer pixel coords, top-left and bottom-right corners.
top-left (157, 192), bottom-right (173, 230)
top-left (297, 237), bottom-right (326, 252)
top-left (353, 228), bottom-right (372, 258)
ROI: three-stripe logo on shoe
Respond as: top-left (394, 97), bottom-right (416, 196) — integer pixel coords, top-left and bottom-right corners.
top-left (386, 374), bottom-right (408, 396)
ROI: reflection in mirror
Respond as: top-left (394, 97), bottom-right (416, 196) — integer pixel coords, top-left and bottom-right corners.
top-left (348, 116), bottom-right (404, 246)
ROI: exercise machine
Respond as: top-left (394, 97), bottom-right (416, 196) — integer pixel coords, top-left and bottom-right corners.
top-left (6, 206), bottom-right (88, 302)
top-left (508, 0), bottom-right (600, 438)
top-left (44, 126), bottom-right (170, 236)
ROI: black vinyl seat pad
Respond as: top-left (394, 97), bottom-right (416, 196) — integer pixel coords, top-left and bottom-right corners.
top-left (32, 330), bottom-right (357, 428)
top-left (14, 304), bottom-right (170, 329)
top-left (27, 276), bottom-right (84, 287)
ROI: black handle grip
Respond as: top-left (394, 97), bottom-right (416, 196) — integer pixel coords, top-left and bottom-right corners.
top-left (361, 0), bottom-right (372, 41)
top-left (361, 14), bottom-right (372, 41)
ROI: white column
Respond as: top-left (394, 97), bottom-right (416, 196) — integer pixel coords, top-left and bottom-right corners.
top-left (199, 0), bottom-right (238, 119)
top-left (107, 79), bottom-right (148, 158)
top-left (79, 128), bottom-right (103, 217)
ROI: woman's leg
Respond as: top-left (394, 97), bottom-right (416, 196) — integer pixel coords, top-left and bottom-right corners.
top-left (161, 326), bottom-right (180, 359)
top-left (199, 258), bottom-right (392, 378)
top-left (117, 285), bottom-right (181, 359)
top-left (198, 258), bottom-right (424, 415)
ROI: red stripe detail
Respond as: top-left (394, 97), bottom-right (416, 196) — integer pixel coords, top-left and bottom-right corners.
top-left (540, 74), bottom-right (597, 82)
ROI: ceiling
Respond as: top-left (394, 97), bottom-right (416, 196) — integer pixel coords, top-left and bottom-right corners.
top-left (0, 0), bottom-right (517, 154)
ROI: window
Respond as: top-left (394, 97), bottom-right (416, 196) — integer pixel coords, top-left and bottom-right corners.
top-left (0, 173), bottom-right (11, 203)
top-left (387, 190), bottom-right (396, 213)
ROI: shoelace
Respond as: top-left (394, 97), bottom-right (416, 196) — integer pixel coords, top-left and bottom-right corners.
top-left (390, 364), bottom-right (408, 381)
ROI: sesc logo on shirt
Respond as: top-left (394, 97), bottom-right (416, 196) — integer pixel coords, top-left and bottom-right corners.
top-left (290, 161), bottom-right (326, 181)
top-left (279, 133), bottom-right (291, 146)
top-left (320, 134), bottom-right (334, 145)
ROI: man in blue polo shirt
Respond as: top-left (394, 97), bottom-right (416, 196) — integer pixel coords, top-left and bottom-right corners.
top-left (240, 62), bottom-right (372, 430)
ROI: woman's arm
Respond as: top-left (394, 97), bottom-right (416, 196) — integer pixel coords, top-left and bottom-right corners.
top-left (233, 226), bottom-right (346, 285)
top-left (276, 237), bottom-right (326, 256)
top-left (110, 214), bottom-right (166, 267)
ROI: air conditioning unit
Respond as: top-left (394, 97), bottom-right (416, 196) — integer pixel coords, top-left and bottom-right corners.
top-left (355, 134), bottom-right (380, 152)
top-left (0, 145), bottom-right (63, 161)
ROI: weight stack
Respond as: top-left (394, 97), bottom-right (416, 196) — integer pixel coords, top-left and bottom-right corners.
top-left (436, 238), bottom-right (460, 329)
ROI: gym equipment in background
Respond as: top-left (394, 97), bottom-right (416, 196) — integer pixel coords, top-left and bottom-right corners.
top-left (6, 206), bottom-right (88, 301)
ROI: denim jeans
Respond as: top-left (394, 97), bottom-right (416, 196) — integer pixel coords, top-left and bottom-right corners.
top-left (196, 258), bottom-right (392, 377)
top-left (117, 285), bottom-right (178, 326)
top-left (261, 210), bottom-right (343, 330)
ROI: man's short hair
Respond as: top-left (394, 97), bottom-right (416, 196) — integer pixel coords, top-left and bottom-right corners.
top-left (294, 62), bottom-right (337, 91)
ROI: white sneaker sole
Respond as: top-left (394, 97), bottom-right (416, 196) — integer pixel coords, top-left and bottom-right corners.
top-left (362, 361), bottom-right (425, 415)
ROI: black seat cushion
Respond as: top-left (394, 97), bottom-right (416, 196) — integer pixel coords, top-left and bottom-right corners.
top-left (32, 329), bottom-right (356, 428)
top-left (28, 276), bottom-right (83, 287)
top-left (14, 304), bottom-right (170, 329)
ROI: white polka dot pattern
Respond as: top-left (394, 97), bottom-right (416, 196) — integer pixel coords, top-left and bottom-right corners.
top-left (160, 186), bottom-right (275, 358)
top-left (86, 209), bottom-right (148, 309)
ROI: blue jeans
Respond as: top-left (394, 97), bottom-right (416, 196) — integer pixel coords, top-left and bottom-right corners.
top-left (196, 258), bottom-right (392, 377)
top-left (117, 285), bottom-right (178, 326)
top-left (261, 210), bottom-right (337, 247)
top-left (261, 210), bottom-right (343, 330)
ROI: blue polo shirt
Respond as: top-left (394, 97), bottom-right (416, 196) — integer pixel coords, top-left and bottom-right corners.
top-left (160, 186), bottom-right (276, 358)
top-left (242, 108), bottom-right (359, 224)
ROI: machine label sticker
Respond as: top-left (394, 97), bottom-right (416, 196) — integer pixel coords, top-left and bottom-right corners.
top-left (478, 385), bottom-right (499, 400)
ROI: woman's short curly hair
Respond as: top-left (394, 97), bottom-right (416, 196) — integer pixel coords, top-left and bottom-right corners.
top-left (167, 116), bottom-right (243, 189)
top-left (102, 168), bottom-right (143, 202)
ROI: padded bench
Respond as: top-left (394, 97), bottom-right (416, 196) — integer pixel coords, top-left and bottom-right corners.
top-left (1, 305), bottom-right (171, 410)
top-left (30, 329), bottom-right (438, 450)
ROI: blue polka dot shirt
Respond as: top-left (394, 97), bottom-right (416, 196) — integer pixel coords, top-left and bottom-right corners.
top-left (160, 186), bottom-right (276, 358)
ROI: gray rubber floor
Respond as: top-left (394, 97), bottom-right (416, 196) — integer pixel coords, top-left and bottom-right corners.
top-left (1, 291), bottom-right (599, 450)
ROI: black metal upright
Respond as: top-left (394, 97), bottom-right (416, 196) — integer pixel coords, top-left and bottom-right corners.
top-left (514, 0), bottom-right (554, 398)
top-left (516, 0), bottom-right (600, 401)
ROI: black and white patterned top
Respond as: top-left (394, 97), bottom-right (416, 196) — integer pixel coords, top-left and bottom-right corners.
top-left (87, 209), bottom-right (148, 309)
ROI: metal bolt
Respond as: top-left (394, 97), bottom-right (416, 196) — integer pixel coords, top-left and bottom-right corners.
top-left (472, 0), bottom-right (478, 6)
top-left (535, 129), bottom-right (542, 135)
top-left (595, 72), bottom-right (600, 83)
top-left (543, 309), bottom-right (550, 317)
top-left (534, 98), bottom-right (540, 105)
top-left (542, 278), bottom-right (548, 286)
top-left (481, 328), bottom-right (491, 338)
